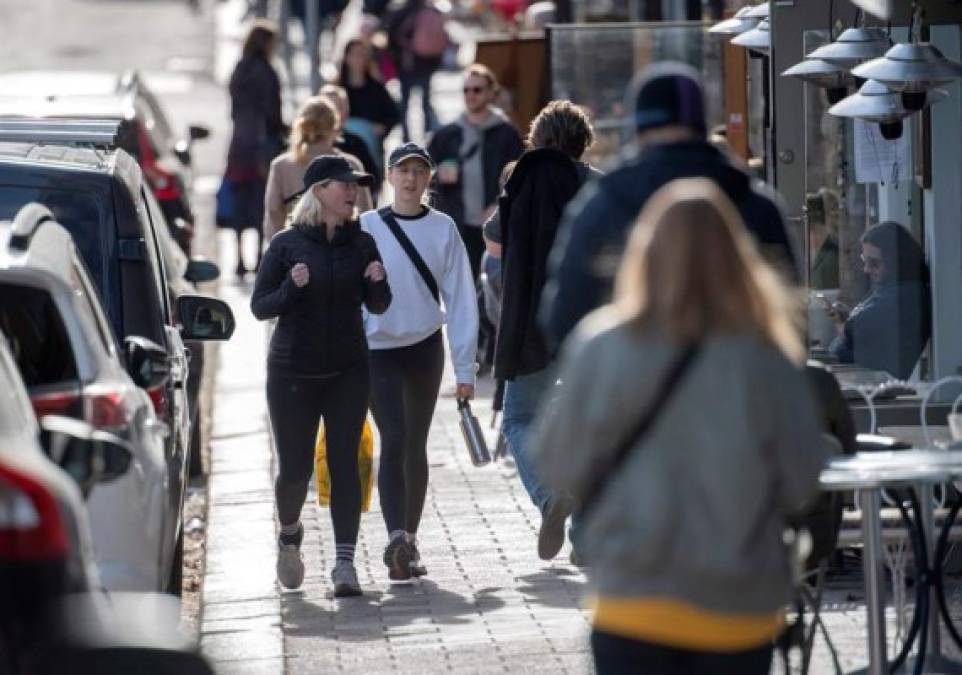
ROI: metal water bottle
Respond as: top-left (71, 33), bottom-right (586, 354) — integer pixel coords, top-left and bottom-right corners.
top-left (458, 398), bottom-right (491, 467)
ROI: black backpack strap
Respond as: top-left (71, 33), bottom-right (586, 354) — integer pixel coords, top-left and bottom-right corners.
top-left (378, 207), bottom-right (440, 304)
top-left (580, 342), bottom-right (702, 515)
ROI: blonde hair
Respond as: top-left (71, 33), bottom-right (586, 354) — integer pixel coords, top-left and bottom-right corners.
top-left (289, 183), bottom-right (327, 226)
top-left (614, 178), bottom-right (803, 363)
top-left (289, 96), bottom-right (340, 164)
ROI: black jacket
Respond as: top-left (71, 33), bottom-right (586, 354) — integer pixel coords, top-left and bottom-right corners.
top-left (542, 141), bottom-right (798, 347)
top-left (427, 117), bottom-right (523, 227)
top-left (495, 148), bottom-right (583, 380)
top-left (251, 222), bottom-right (391, 376)
top-left (227, 56), bottom-right (284, 181)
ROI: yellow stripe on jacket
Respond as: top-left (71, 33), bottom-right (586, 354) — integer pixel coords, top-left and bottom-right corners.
top-left (593, 596), bottom-right (784, 652)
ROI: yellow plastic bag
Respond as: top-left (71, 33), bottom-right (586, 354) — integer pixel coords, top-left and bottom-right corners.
top-left (315, 417), bottom-right (375, 512)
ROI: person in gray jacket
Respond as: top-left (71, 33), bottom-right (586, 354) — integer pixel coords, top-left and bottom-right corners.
top-left (531, 178), bottom-right (828, 674)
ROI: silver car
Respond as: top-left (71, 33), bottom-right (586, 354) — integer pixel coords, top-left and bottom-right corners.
top-left (0, 204), bottom-right (177, 593)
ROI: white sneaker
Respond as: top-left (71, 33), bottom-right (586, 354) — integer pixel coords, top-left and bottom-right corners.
top-left (331, 560), bottom-right (362, 597)
top-left (276, 543), bottom-right (305, 589)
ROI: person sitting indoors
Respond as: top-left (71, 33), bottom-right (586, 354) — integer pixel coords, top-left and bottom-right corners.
top-left (828, 221), bottom-right (931, 380)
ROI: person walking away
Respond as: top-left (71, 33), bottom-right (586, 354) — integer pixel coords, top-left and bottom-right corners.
top-left (360, 143), bottom-right (478, 580)
top-left (427, 63), bottom-right (523, 279)
top-left (319, 84), bottom-right (383, 200)
top-left (531, 178), bottom-right (827, 674)
top-left (251, 155), bottom-right (391, 597)
top-left (225, 19), bottom-right (285, 278)
top-left (541, 62), bottom-right (798, 348)
top-left (486, 101), bottom-right (599, 562)
top-left (263, 96), bottom-right (372, 242)
top-left (387, 0), bottom-right (448, 142)
top-left (338, 38), bottom-right (400, 175)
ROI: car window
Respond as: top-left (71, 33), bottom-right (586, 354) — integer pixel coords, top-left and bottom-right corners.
top-left (70, 250), bottom-right (118, 357)
top-left (0, 283), bottom-right (78, 388)
top-left (138, 188), bottom-right (171, 324)
top-left (0, 341), bottom-right (36, 435)
top-left (0, 184), bottom-right (123, 336)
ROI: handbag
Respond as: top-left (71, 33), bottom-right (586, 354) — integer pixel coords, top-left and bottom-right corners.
top-left (580, 342), bottom-right (702, 515)
top-left (215, 177), bottom-right (234, 229)
top-left (378, 207), bottom-right (439, 303)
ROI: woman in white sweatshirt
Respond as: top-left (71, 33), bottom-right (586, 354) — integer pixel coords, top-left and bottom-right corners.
top-left (360, 142), bottom-right (478, 581)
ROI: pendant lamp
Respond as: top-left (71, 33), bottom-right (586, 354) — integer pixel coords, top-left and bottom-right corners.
top-left (782, 59), bottom-right (857, 104)
top-left (709, 5), bottom-right (758, 36)
top-left (806, 27), bottom-right (892, 69)
top-left (731, 18), bottom-right (770, 55)
top-left (853, 42), bottom-right (962, 110)
top-left (828, 78), bottom-right (946, 139)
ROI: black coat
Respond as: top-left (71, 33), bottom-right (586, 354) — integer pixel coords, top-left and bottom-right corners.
top-left (495, 148), bottom-right (583, 380)
top-left (542, 141), bottom-right (798, 346)
top-left (251, 222), bottom-right (391, 376)
top-left (427, 118), bottom-right (523, 227)
top-left (227, 56), bottom-right (284, 181)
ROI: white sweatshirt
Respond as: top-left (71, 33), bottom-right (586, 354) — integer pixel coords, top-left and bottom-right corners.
top-left (360, 207), bottom-right (479, 385)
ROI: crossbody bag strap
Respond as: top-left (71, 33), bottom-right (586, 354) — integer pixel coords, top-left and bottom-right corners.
top-left (580, 342), bottom-right (702, 515)
top-left (378, 207), bottom-right (440, 304)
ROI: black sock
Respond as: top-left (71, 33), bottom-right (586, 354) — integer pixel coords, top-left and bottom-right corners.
top-left (279, 522), bottom-right (303, 547)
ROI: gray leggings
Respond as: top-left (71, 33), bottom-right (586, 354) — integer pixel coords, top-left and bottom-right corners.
top-left (370, 330), bottom-right (444, 535)
top-left (267, 361), bottom-right (369, 545)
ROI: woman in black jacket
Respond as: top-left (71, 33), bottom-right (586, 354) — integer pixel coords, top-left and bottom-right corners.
top-left (338, 38), bottom-right (400, 170)
top-left (251, 155), bottom-right (391, 598)
top-left (225, 19), bottom-right (285, 277)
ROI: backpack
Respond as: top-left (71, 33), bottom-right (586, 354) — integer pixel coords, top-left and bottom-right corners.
top-left (411, 6), bottom-right (449, 58)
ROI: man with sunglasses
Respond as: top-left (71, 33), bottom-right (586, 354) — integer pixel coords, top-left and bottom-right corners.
top-left (426, 63), bottom-right (523, 279)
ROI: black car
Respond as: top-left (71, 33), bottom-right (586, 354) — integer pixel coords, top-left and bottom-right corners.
top-left (0, 119), bottom-right (234, 593)
top-left (0, 69), bottom-right (210, 254)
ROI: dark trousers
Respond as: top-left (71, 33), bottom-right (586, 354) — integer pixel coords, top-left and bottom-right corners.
top-left (370, 330), bottom-right (444, 535)
top-left (399, 68), bottom-right (438, 142)
top-left (456, 222), bottom-right (486, 281)
top-left (267, 362), bottom-right (369, 545)
top-left (591, 630), bottom-right (773, 675)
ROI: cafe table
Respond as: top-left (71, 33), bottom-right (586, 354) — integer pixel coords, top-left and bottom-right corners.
top-left (820, 450), bottom-right (962, 674)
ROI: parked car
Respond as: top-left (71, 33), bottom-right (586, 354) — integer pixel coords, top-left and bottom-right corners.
top-left (0, 122), bottom-right (235, 593)
top-left (0, 333), bottom-right (213, 675)
top-left (0, 69), bottom-right (210, 254)
top-left (0, 203), bottom-right (187, 592)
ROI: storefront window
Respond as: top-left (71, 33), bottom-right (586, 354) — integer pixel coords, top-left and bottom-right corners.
top-left (802, 29), bottom-right (932, 380)
top-left (547, 22), bottom-right (725, 167)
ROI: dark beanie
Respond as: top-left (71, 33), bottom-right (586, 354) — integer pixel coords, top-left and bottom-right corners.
top-left (629, 62), bottom-right (707, 135)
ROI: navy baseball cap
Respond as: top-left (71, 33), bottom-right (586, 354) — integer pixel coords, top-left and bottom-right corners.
top-left (388, 142), bottom-right (435, 169)
top-left (629, 62), bottom-right (707, 135)
top-left (303, 154), bottom-right (373, 190)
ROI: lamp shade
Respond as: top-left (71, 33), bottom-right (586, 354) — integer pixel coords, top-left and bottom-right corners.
top-left (852, 42), bottom-right (962, 93)
top-left (828, 78), bottom-right (946, 138)
top-left (807, 27), bottom-right (892, 68)
top-left (731, 18), bottom-right (770, 53)
top-left (782, 59), bottom-right (856, 103)
top-left (709, 6), bottom-right (758, 35)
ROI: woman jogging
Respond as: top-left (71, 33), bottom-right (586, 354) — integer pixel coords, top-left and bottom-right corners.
top-left (251, 155), bottom-right (391, 598)
top-left (359, 142), bottom-right (478, 580)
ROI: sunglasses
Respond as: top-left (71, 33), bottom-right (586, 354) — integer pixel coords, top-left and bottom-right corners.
top-left (860, 254), bottom-right (883, 269)
top-left (463, 86), bottom-right (487, 94)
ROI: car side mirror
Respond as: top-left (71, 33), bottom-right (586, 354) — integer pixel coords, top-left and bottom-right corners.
top-left (177, 295), bottom-right (235, 341)
top-left (184, 257), bottom-right (220, 283)
top-left (39, 416), bottom-right (133, 496)
top-left (188, 124), bottom-right (210, 141)
top-left (124, 336), bottom-right (169, 389)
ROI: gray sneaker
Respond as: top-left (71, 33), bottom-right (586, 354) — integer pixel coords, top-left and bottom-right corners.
top-left (276, 543), bottom-right (305, 589)
top-left (331, 560), bottom-right (362, 597)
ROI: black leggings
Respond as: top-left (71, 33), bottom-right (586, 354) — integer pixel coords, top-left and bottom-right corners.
top-left (267, 362), bottom-right (369, 545)
top-left (370, 330), bottom-right (444, 535)
top-left (456, 222), bottom-right (485, 281)
top-left (591, 630), bottom-right (773, 675)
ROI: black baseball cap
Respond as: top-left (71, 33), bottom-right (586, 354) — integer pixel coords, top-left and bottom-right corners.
top-left (388, 142), bottom-right (434, 169)
top-left (302, 154), bottom-right (373, 190)
top-left (629, 62), bottom-right (707, 135)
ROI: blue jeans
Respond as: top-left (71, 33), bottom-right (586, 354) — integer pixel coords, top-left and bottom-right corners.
top-left (502, 367), bottom-right (556, 511)
top-left (399, 69), bottom-right (438, 142)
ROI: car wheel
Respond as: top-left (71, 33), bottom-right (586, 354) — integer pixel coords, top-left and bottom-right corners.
top-left (166, 528), bottom-right (184, 597)
top-left (188, 416), bottom-right (203, 478)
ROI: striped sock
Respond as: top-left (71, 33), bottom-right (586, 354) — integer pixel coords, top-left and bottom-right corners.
top-left (389, 529), bottom-right (406, 543)
top-left (335, 543), bottom-right (355, 563)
